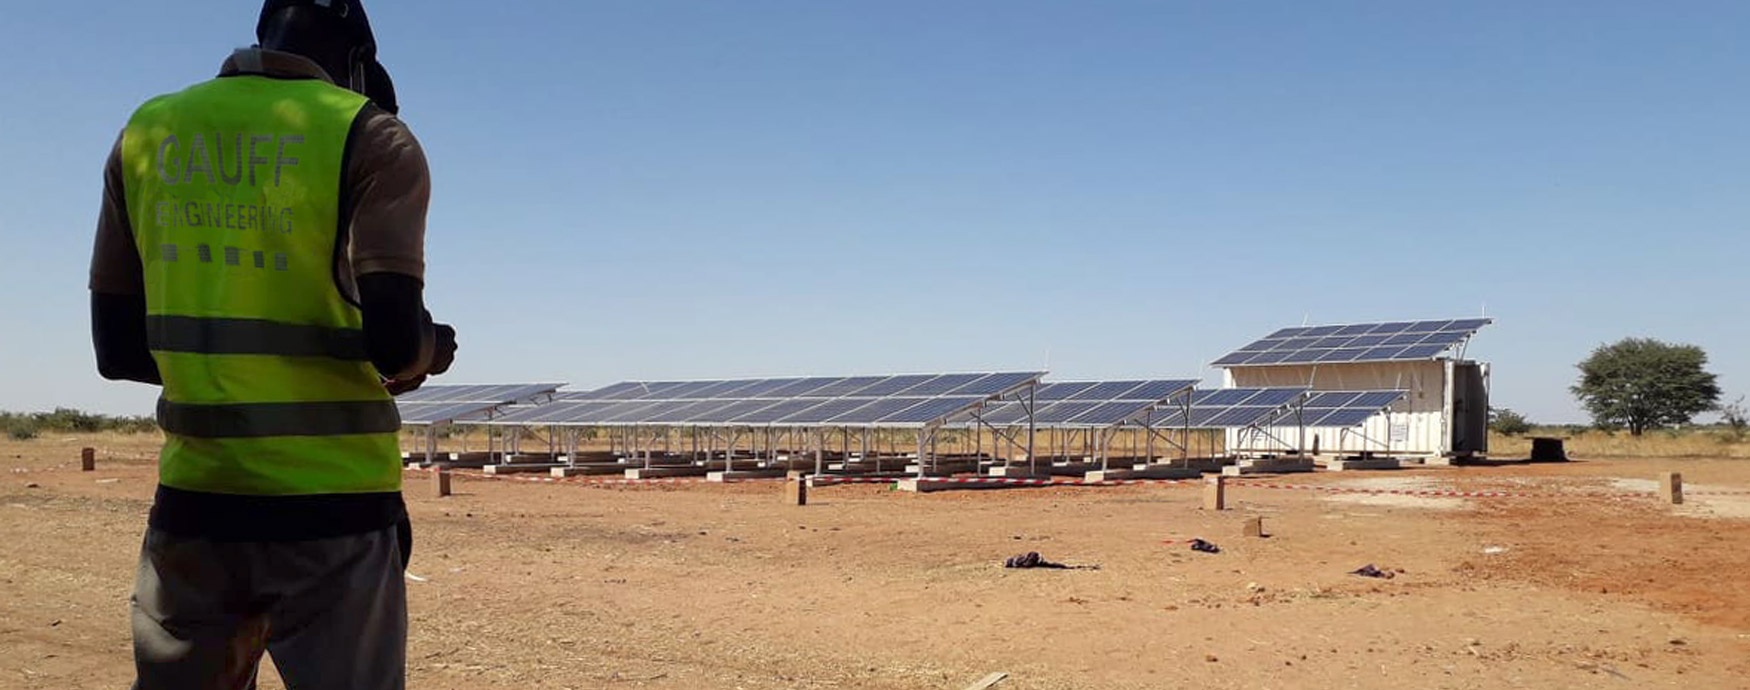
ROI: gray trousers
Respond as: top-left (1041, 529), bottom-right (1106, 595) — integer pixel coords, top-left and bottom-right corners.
top-left (130, 526), bottom-right (406, 690)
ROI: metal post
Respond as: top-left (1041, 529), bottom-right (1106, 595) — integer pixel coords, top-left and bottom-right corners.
top-left (1025, 386), bottom-right (1037, 474)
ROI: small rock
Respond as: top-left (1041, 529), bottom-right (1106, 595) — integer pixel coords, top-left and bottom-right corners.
top-left (48, 619), bottom-right (60, 627)
top-left (1464, 638), bottom-right (1481, 647)
top-left (1246, 582), bottom-right (1264, 592)
top-left (1205, 654), bottom-right (1219, 663)
top-left (25, 482), bottom-right (39, 489)
top-left (1668, 637), bottom-right (1686, 646)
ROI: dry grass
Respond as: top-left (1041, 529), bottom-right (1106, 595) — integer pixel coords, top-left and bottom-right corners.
top-left (1491, 429), bottom-right (1750, 459)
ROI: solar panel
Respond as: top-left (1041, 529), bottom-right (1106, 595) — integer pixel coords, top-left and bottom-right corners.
top-left (1033, 402), bottom-right (1101, 425)
top-left (396, 401), bottom-right (496, 425)
top-left (1068, 381), bottom-right (1148, 400)
top-left (709, 377), bottom-right (801, 398)
top-left (689, 399), bottom-right (786, 424)
top-left (1068, 401), bottom-right (1151, 426)
top-left (949, 372), bottom-right (1040, 396)
top-left (826, 398), bottom-right (932, 425)
top-left (893, 374), bottom-right (982, 396)
top-left (729, 398), bottom-right (827, 425)
top-left (1262, 390), bottom-right (1405, 428)
top-left (1215, 318), bottom-right (1490, 367)
top-left (847, 375), bottom-right (938, 397)
top-left (799, 376), bottom-right (886, 398)
top-left (775, 398), bottom-right (875, 425)
top-left (1145, 388), bottom-right (1310, 429)
top-left (762, 377), bottom-right (845, 398)
top-left (1034, 382), bottom-right (1096, 400)
top-left (643, 400), bottom-right (741, 424)
top-left (878, 396), bottom-right (985, 425)
top-left (598, 401), bottom-right (691, 423)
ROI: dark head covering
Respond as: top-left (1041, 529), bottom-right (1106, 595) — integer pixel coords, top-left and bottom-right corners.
top-left (257, 0), bottom-right (377, 54)
top-left (256, 0), bottom-right (397, 114)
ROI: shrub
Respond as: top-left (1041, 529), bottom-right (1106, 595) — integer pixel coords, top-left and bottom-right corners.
top-left (8, 422), bottom-right (39, 440)
top-left (1489, 407), bottom-right (1532, 436)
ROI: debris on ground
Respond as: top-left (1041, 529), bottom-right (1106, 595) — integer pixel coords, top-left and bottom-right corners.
top-left (1350, 564), bottom-right (1396, 579)
top-left (1189, 538), bottom-right (1220, 554)
top-left (1003, 551), bottom-right (1096, 570)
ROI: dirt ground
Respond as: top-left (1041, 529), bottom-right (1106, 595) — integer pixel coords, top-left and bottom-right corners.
top-left (4, 434), bottom-right (1750, 689)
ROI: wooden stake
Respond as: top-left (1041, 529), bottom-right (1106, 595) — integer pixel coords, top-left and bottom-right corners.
top-left (433, 468), bottom-right (452, 497)
top-left (1203, 475), bottom-right (1226, 511)
top-left (1659, 471), bottom-right (1682, 505)
top-left (785, 479), bottom-right (807, 506)
top-left (1243, 516), bottom-right (1265, 537)
top-left (80, 447), bottom-right (95, 472)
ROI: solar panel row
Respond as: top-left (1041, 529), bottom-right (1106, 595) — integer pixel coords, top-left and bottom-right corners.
top-left (394, 383), bottom-right (563, 404)
top-left (965, 379), bottom-right (1200, 429)
top-left (1213, 318), bottom-right (1491, 367)
top-left (573, 372), bottom-right (1042, 402)
top-left (474, 395), bottom-right (993, 427)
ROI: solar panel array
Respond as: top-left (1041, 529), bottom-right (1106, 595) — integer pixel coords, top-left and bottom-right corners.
top-left (395, 383), bottom-right (564, 427)
top-left (962, 379), bottom-right (1200, 429)
top-left (1260, 390), bottom-right (1407, 427)
top-left (1213, 318), bottom-right (1491, 367)
top-left (469, 372), bottom-right (1044, 428)
top-left (395, 383), bottom-right (564, 404)
top-left (1145, 387), bottom-right (1310, 429)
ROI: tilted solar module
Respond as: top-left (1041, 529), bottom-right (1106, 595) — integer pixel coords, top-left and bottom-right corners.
top-left (799, 376), bottom-right (887, 398)
top-left (826, 398), bottom-right (933, 425)
top-left (845, 375), bottom-right (938, 397)
top-left (1034, 382), bottom-right (1098, 400)
top-left (396, 401), bottom-right (498, 425)
top-left (1147, 387), bottom-right (1311, 429)
top-left (729, 398), bottom-right (828, 425)
top-left (1213, 318), bottom-right (1491, 367)
top-left (950, 371), bottom-right (1042, 397)
top-left (775, 398), bottom-right (876, 425)
top-left (956, 379), bottom-right (1196, 428)
top-left (894, 373), bottom-right (988, 397)
top-left (1261, 390), bottom-right (1406, 427)
top-left (687, 399), bottom-right (787, 425)
top-left (878, 396), bottom-right (984, 425)
top-left (642, 399), bottom-right (743, 424)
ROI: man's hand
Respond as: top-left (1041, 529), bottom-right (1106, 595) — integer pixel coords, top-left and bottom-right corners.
top-left (386, 374), bottom-right (427, 396)
top-left (429, 323), bottom-right (457, 375)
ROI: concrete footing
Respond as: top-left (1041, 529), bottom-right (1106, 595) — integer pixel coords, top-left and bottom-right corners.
top-left (624, 466), bottom-right (710, 479)
top-left (1084, 465), bottom-right (1203, 482)
top-left (706, 469), bottom-right (790, 482)
top-left (550, 464), bottom-right (637, 477)
top-left (896, 477), bottom-right (1043, 493)
top-left (986, 465), bottom-right (1048, 479)
top-left (1222, 456), bottom-right (1316, 476)
top-left (1324, 457), bottom-right (1402, 471)
top-left (903, 461), bottom-right (982, 476)
top-left (1146, 457), bottom-right (1233, 473)
top-left (482, 462), bottom-right (567, 475)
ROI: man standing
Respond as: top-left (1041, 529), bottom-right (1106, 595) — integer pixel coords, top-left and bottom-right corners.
top-left (89, 2), bottom-right (456, 687)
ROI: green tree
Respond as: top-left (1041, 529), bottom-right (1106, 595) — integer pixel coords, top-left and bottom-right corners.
top-left (1488, 407), bottom-right (1532, 436)
top-left (1571, 338), bottom-right (1721, 435)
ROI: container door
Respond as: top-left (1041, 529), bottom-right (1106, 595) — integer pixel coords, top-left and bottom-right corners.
top-left (1450, 362), bottom-right (1489, 454)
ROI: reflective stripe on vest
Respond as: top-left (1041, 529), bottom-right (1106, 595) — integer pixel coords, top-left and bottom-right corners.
top-left (121, 75), bottom-right (401, 496)
top-left (146, 315), bottom-right (370, 360)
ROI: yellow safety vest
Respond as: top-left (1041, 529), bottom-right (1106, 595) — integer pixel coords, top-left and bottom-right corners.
top-left (120, 75), bottom-right (401, 495)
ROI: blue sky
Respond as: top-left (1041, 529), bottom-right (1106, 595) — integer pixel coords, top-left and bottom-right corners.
top-left (2, 1), bottom-right (1746, 423)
